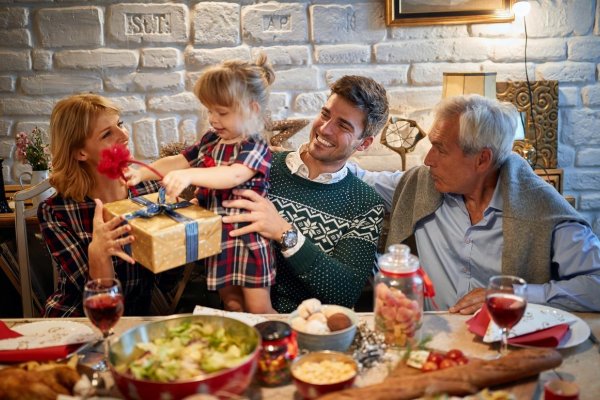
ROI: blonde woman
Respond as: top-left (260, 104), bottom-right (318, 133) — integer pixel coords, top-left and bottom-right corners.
top-left (39, 93), bottom-right (161, 317)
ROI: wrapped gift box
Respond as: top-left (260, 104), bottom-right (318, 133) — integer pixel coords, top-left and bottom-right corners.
top-left (103, 192), bottom-right (222, 273)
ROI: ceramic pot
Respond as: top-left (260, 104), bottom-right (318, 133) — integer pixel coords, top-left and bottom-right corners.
top-left (19, 169), bottom-right (55, 209)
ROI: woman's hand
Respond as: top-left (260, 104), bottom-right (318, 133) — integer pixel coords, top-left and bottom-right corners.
top-left (88, 199), bottom-right (135, 278)
top-left (222, 189), bottom-right (290, 241)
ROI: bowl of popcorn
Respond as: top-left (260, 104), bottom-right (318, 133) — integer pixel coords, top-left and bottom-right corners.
top-left (288, 298), bottom-right (358, 352)
top-left (291, 351), bottom-right (358, 399)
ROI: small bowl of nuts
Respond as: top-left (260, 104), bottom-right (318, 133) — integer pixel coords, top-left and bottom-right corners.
top-left (291, 351), bottom-right (358, 399)
top-left (288, 299), bottom-right (358, 352)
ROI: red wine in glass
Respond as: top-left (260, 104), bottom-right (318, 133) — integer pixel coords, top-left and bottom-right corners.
top-left (486, 293), bottom-right (527, 329)
top-left (83, 278), bottom-right (124, 371)
top-left (84, 292), bottom-right (124, 334)
top-left (485, 275), bottom-right (527, 356)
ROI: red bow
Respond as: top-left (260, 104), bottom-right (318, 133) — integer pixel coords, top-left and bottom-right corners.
top-left (417, 267), bottom-right (439, 310)
top-left (97, 143), bottom-right (165, 196)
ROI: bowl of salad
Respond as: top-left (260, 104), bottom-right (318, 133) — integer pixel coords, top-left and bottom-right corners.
top-left (107, 314), bottom-right (261, 400)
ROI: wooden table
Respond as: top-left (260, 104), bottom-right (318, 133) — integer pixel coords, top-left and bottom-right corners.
top-left (3, 312), bottom-right (599, 399)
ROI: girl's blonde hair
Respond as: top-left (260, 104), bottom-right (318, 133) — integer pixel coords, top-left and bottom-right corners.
top-left (193, 53), bottom-right (275, 136)
top-left (49, 93), bottom-right (120, 201)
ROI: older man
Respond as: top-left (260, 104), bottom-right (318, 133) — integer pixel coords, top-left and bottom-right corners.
top-left (356, 94), bottom-right (600, 313)
top-left (222, 75), bottom-right (389, 312)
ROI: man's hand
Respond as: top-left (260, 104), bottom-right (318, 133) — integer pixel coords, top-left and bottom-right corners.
top-left (449, 288), bottom-right (486, 314)
top-left (222, 189), bottom-right (290, 241)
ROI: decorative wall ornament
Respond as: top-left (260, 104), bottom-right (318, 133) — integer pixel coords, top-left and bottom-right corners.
top-left (380, 117), bottom-right (427, 171)
top-left (496, 80), bottom-right (558, 169)
top-left (267, 119), bottom-right (311, 148)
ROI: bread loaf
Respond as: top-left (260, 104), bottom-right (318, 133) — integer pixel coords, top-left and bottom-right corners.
top-left (319, 348), bottom-right (562, 400)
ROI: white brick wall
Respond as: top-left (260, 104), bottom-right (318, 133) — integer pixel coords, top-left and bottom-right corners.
top-left (0, 0), bottom-right (599, 232)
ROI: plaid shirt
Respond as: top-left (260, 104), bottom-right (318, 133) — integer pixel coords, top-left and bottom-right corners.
top-left (38, 181), bottom-right (161, 317)
top-left (182, 130), bottom-right (275, 289)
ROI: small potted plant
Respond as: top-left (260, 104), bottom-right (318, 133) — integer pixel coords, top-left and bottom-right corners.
top-left (15, 127), bottom-right (54, 206)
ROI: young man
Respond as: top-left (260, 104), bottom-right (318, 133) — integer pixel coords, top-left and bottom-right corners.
top-left (357, 94), bottom-right (600, 313)
top-left (222, 75), bottom-right (389, 312)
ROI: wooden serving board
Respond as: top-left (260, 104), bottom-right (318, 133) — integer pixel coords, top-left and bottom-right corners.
top-left (321, 348), bottom-right (560, 400)
top-left (389, 357), bottom-right (537, 399)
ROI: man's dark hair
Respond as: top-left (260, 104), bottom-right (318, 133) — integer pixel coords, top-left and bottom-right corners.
top-left (330, 75), bottom-right (389, 139)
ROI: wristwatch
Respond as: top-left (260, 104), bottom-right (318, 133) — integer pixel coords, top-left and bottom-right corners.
top-left (280, 227), bottom-right (298, 250)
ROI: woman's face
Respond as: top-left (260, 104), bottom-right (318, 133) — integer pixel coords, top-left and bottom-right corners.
top-left (77, 110), bottom-right (128, 166)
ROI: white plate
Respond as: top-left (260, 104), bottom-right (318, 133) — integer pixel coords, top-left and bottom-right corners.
top-left (0, 321), bottom-right (98, 350)
top-left (512, 304), bottom-right (590, 349)
top-left (192, 305), bottom-right (268, 326)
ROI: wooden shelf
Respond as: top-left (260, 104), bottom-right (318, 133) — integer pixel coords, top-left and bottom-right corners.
top-left (0, 184), bottom-right (37, 228)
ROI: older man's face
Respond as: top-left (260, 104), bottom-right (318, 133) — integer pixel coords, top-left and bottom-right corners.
top-left (307, 93), bottom-right (369, 167)
top-left (424, 117), bottom-right (481, 194)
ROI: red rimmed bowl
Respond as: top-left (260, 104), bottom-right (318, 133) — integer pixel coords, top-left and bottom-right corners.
top-left (107, 315), bottom-right (260, 400)
top-left (291, 351), bottom-right (358, 399)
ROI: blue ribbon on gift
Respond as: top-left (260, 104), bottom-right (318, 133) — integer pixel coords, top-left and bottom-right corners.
top-left (122, 188), bottom-right (198, 263)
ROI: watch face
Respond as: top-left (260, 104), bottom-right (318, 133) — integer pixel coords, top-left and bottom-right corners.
top-left (282, 229), bottom-right (298, 249)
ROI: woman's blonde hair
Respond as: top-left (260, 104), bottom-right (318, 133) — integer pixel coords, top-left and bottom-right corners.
top-left (49, 93), bottom-right (120, 201)
top-left (193, 53), bottom-right (275, 136)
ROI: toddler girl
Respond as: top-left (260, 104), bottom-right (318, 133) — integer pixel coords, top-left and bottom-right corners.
top-left (127, 55), bottom-right (276, 313)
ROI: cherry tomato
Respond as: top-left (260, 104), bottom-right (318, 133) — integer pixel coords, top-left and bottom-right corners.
top-left (446, 349), bottom-right (464, 360)
top-left (456, 357), bottom-right (469, 366)
top-left (427, 352), bottom-right (445, 366)
top-left (439, 359), bottom-right (457, 369)
top-left (421, 361), bottom-right (439, 372)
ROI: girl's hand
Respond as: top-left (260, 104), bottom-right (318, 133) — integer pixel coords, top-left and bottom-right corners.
top-left (124, 167), bottom-right (143, 187)
top-left (88, 199), bottom-right (136, 272)
top-left (162, 169), bottom-right (193, 198)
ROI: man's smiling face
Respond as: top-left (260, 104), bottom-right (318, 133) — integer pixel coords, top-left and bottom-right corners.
top-left (306, 93), bottom-right (368, 170)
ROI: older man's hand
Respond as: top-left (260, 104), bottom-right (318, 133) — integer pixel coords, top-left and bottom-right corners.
top-left (449, 288), bottom-right (486, 314)
top-left (222, 189), bottom-right (291, 242)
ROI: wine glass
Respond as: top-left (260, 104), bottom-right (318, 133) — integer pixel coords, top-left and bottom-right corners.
top-left (83, 278), bottom-right (124, 369)
top-left (485, 275), bottom-right (527, 356)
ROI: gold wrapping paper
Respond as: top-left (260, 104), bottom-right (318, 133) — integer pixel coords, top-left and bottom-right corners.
top-left (103, 193), bottom-right (222, 273)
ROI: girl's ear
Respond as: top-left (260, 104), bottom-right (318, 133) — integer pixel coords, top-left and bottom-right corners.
top-left (249, 100), bottom-right (261, 115)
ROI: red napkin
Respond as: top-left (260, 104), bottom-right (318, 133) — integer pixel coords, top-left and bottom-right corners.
top-left (466, 305), bottom-right (570, 348)
top-left (0, 320), bottom-right (81, 363)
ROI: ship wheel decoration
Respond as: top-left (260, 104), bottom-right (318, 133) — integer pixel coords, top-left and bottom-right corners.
top-left (380, 117), bottom-right (427, 171)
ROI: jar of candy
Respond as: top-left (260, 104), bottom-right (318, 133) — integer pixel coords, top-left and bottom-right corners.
top-left (255, 321), bottom-right (298, 386)
top-left (373, 244), bottom-right (423, 348)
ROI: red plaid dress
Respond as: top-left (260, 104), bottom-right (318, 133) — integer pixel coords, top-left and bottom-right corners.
top-left (182, 131), bottom-right (275, 290)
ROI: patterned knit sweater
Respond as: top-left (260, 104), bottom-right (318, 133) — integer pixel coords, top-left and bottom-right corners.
top-left (269, 152), bottom-right (385, 313)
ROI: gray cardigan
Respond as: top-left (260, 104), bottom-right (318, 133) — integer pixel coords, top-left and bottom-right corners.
top-left (387, 154), bottom-right (588, 284)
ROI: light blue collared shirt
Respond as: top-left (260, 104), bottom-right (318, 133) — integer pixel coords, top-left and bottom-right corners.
top-left (351, 163), bottom-right (600, 312)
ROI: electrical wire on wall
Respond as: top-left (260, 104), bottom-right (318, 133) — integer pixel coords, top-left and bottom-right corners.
top-left (522, 17), bottom-right (541, 170)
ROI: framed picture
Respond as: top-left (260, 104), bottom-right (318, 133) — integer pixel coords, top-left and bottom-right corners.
top-left (386, 0), bottom-right (515, 27)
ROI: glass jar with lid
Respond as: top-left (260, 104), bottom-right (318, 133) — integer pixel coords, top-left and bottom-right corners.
top-left (373, 244), bottom-right (423, 348)
top-left (255, 321), bottom-right (298, 386)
